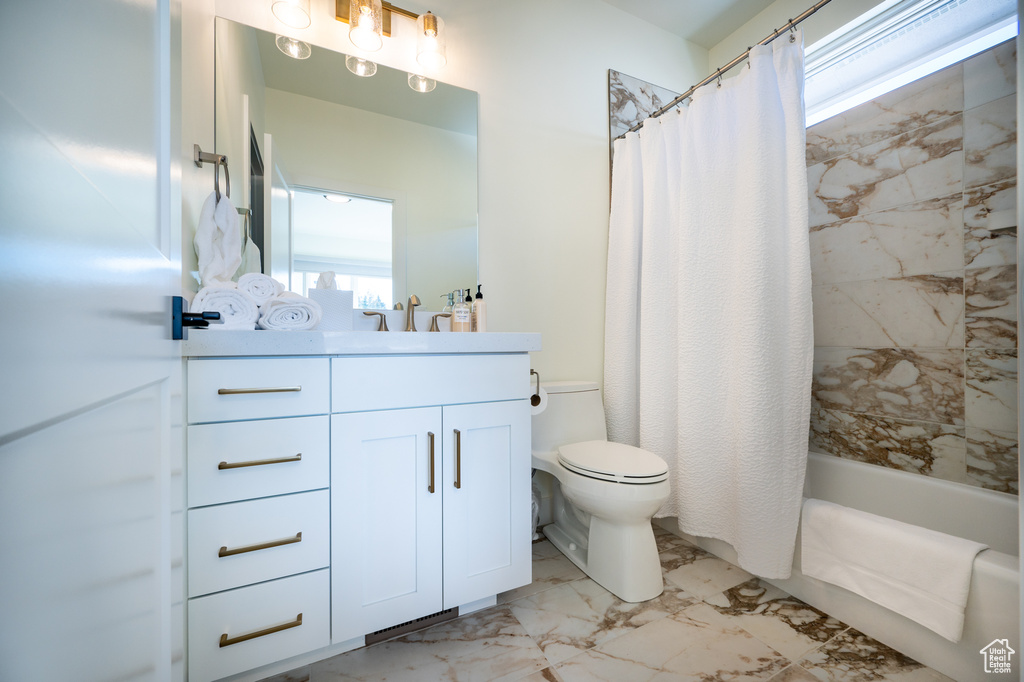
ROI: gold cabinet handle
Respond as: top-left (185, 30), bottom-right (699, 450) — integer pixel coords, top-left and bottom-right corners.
top-left (218, 453), bottom-right (302, 470)
top-left (217, 386), bottom-right (302, 395)
top-left (427, 432), bottom-right (435, 494)
top-left (219, 532), bottom-right (302, 558)
top-left (219, 613), bottom-right (302, 648)
top-left (454, 429), bottom-right (461, 489)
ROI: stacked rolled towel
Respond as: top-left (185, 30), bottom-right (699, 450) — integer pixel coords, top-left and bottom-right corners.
top-left (190, 282), bottom-right (260, 330)
top-left (238, 272), bottom-right (285, 307)
top-left (258, 292), bottom-right (323, 331)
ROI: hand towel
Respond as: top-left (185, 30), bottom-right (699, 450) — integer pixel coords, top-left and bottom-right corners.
top-left (190, 282), bottom-right (260, 330)
top-left (193, 191), bottom-right (241, 285)
top-left (801, 498), bottom-right (988, 642)
top-left (257, 292), bottom-right (322, 331)
top-left (233, 233), bottom-right (262, 280)
top-left (237, 272), bottom-right (284, 308)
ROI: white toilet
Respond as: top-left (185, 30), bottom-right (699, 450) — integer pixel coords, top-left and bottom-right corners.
top-left (532, 381), bottom-right (670, 602)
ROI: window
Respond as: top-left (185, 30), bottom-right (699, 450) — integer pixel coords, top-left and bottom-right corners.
top-left (805, 0), bottom-right (1017, 125)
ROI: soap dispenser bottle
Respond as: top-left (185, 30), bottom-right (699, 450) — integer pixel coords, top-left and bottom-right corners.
top-left (472, 285), bottom-right (487, 332)
top-left (451, 289), bottom-right (471, 332)
top-left (440, 291), bottom-right (454, 313)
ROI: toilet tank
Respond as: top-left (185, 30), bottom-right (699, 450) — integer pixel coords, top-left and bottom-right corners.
top-left (532, 381), bottom-right (608, 453)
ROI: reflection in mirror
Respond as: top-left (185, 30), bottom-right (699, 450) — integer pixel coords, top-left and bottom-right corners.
top-left (214, 17), bottom-right (479, 308)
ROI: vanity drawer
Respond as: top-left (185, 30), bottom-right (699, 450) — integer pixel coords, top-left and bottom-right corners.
top-left (187, 416), bottom-right (329, 507)
top-left (187, 569), bottom-right (330, 682)
top-left (332, 354), bottom-right (529, 412)
top-left (187, 490), bottom-right (329, 598)
top-left (188, 358), bottom-right (330, 423)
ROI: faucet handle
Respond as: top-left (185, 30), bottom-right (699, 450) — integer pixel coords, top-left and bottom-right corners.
top-left (428, 313), bottom-right (452, 332)
top-left (363, 310), bottom-right (389, 331)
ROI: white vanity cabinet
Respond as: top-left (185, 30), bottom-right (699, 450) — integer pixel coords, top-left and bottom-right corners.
top-left (330, 355), bottom-right (531, 644)
top-left (182, 334), bottom-right (540, 682)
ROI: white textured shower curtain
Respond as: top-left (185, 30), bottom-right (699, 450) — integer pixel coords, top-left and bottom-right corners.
top-left (604, 34), bottom-right (812, 579)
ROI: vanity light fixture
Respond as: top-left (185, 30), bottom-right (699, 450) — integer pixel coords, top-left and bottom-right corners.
top-left (345, 55), bottom-right (378, 77)
top-left (407, 73), bottom-right (436, 93)
top-left (276, 35), bottom-right (312, 60)
top-left (271, 0), bottom-right (311, 29)
top-left (324, 193), bottom-right (352, 203)
top-left (336, 1), bottom-right (447, 71)
top-left (347, 0), bottom-right (384, 52)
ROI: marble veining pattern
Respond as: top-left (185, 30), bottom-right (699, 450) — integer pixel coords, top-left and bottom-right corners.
top-left (808, 115), bottom-right (963, 228)
top-left (798, 628), bottom-right (954, 681)
top-left (964, 40), bottom-right (1016, 110)
top-left (266, 536), bottom-right (951, 682)
top-left (809, 194), bottom-right (963, 285)
top-left (806, 65), bottom-right (962, 166)
top-left (655, 526), bottom-right (753, 599)
top-left (809, 407), bottom-right (967, 483)
top-left (703, 578), bottom-right (849, 661)
top-left (964, 94), bottom-right (1017, 190)
top-left (608, 69), bottom-right (680, 142)
top-left (965, 349), bottom-right (1018, 432)
top-left (812, 348), bottom-right (963, 425)
top-left (498, 540), bottom-right (585, 604)
top-left (811, 273), bottom-right (963, 348)
top-left (966, 426), bottom-right (1019, 493)
top-left (965, 264), bottom-right (1017, 348)
top-left (964, 179), bottom-right (1017, 268)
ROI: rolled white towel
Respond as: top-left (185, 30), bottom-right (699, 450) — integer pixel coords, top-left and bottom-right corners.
top-left (258, 292), bottom-right (323, 331)
top-left (191, 282), bottom-right (260, 330)
top-left (237, 272), bottom-right (284, 307)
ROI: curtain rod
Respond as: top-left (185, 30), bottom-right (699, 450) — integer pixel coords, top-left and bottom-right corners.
top-left (615, 0), bottom-right (835, 140)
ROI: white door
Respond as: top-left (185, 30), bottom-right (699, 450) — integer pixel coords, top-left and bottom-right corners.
top-left (442, 400), bottom-right (532, 608)
top-left (0, 1), bottom-right (180, 681)
top-left (331, 408), bottom-right (443, 642)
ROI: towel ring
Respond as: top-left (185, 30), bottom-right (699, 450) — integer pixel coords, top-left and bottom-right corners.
top-left (238, 207), bottom-right (252, 240)
top-left (194, 144), bottom-right (231, 202)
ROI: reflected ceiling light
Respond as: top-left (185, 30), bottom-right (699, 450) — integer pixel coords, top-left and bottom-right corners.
top-left (348, 0), bottom-right (383, 52)
top-left (345, 55), bottom-right (378, 77)
top-left (416, 12), bottom-right (446, 69)
top-left (324, 193), bottom-right (352, 203)
top-left (271, 0), bottom-right (311, 29)
top-left (337, 2), bottom-right (448, 70)
top-left (276, 35), bottom-right (312, 60)
top-left (407, 73), bottom-right (436, 93)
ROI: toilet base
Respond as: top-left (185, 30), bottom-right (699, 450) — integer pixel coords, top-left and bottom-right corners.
top-left (542, 492), bottom-right (664, 603)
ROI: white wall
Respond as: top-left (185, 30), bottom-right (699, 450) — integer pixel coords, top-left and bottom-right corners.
top-left (192, 0), bottom-right (706, 383)
top-left (265, 88), bottom-right (478, 305)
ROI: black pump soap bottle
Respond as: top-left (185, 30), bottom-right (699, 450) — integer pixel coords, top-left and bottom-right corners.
top-left (472, 285), bottom-right (486, 332)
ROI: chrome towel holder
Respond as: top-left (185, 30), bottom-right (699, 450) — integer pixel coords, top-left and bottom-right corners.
top-left (193, 144), bottom-right (230, 201)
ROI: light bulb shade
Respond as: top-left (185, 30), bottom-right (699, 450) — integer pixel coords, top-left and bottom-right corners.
top-left (349, 0), bottom-right (383, 52)
top-left (345, 55), bottom-right (377, 77)
top-left (271, 0), bottom-right (311, 29)
top-left (275, 35), bottom-right (312, 60)
top-left (416, 12), bottom-right (447, 69)
top-left (408, 73), bottom-right (436, 93)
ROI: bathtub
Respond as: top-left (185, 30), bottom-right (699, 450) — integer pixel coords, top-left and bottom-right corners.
top-left (658, 452), bottom-right (1019, 682)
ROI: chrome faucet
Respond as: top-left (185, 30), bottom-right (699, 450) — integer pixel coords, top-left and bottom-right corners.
top-left (405, 294), bottom-right (421, 331)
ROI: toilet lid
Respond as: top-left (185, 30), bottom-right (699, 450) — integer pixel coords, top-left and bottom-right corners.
top-left (557, 441), bottom-right (669, 484)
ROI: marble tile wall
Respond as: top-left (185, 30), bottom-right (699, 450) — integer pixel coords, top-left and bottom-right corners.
top-left (806, 39), bottom-right (1018, 494)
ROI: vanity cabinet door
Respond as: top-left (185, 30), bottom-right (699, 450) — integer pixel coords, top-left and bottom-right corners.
top-left (331, 407), bottom-right (443, 643)
top-left (441, 399), bottom-right (532, 609)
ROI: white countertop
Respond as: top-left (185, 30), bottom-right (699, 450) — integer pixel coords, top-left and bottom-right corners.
top-left (182, 330), bottom-right (542, 357)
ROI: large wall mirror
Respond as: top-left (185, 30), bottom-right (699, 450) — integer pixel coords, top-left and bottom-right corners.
top-left (215, 17), bottom-right (479, 309)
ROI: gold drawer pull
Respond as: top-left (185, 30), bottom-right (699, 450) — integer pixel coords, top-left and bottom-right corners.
top-left (218, 453), bottom-right (302, 470)
top-left (219, 532), bottom-right (302, 558)
top-left (219, 613), bottom-right (302, 648)
top-left (217, 386), bottom-right (302, 395)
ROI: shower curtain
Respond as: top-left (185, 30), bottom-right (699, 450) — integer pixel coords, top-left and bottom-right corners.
top-left (604, 33), bottom-right (812, 579)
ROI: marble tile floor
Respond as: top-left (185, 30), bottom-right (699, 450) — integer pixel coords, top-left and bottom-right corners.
top-left (261, 528), bottom-right (953, 682)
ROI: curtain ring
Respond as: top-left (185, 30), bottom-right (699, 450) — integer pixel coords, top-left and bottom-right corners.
top-left (716, 68), bottom-right (722, 88)
top-left (789, 19), bottom-right (797, 42)
top-left (746, 47), bottom-right (752, 68)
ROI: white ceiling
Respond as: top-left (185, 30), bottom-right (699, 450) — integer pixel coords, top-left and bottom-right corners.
top-left (601, 0), bottom-right (778, 49)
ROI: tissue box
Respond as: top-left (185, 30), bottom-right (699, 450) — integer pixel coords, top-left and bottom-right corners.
top-left (308, 289), bottom-right (354, 331)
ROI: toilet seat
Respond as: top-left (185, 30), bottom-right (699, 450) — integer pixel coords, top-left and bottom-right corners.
top-left (557, 440), bottom-right (669, 484)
